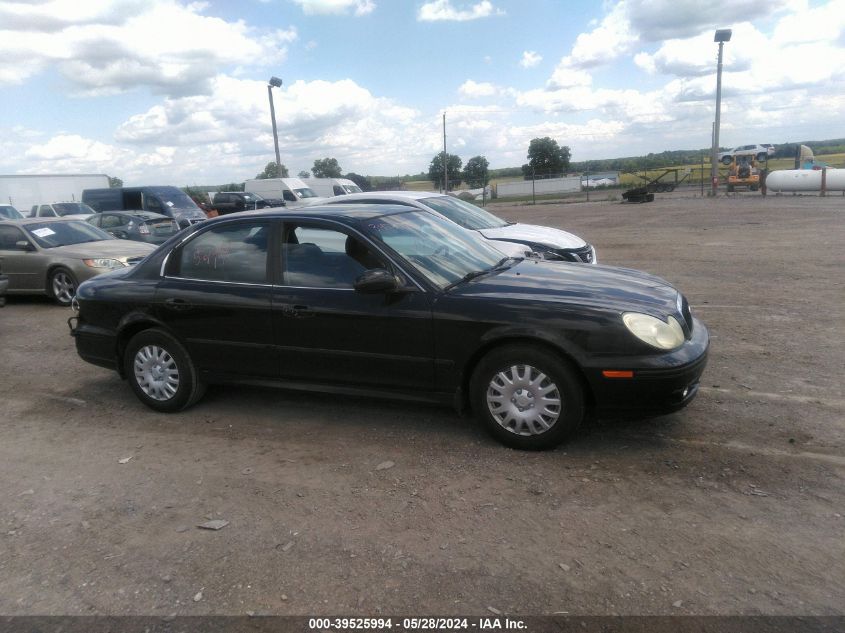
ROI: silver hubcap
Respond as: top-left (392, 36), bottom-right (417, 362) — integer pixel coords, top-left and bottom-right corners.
top-left (52, 272), bottom-right (75, 304)
top-left (486, 364), bottom-right (562, 436)
top-left (134, 345), bottom-right (180, 401)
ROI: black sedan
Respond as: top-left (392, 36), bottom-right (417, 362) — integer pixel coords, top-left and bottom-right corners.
top-left (87, 210), bottom-right (180, 245)
top-left (70, 205), bottom-right (708, 450)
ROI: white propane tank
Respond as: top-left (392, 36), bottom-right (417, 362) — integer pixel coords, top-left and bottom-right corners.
top-left (766, 169), bottom-right (845, 192)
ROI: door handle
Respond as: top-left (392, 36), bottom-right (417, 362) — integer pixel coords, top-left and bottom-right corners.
top-left (163, 297), bottom-right (192, 311)
top-left (281, 304), bottom-right (314, 318)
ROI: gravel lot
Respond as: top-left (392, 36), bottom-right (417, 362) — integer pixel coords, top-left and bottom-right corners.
top-left (1, 193), bottom-right (843, 616)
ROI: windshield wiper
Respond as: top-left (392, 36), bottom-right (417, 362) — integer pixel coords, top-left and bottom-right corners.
top-left (444, 257), bottom-right (521, 291)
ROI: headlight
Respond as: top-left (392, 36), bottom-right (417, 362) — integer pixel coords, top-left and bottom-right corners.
top-left (622, 312), bottom-right (685, 350)
top-left (83, 258), bottom-right (126, 269)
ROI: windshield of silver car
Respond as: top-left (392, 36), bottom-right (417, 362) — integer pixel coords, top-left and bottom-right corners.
top-left (420, 196), bottom-right (509, 231)
top-left (25, 221), bottom-right (113, 249)
top-left (363, 210), bottom-right (506, 288)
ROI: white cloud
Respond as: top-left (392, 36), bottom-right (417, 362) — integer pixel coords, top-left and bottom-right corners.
top-left (519, 51), bottom-right (542, 68)
top-left (417, 0), bottom-right (504, 22)
top-left (290, 0), bottom-right (376, 16)
top-left (547, 63), bottom-right (593, 89)
top-left (0, 1), bottom-right (297, 96)
top-left (458, 79), bottom-right (498, 98)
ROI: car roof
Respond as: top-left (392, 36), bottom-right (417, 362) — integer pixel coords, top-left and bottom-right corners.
top-left (210, 203), bottom-right (417, 222)
top-left (325, 191), bottom-right (442, 203)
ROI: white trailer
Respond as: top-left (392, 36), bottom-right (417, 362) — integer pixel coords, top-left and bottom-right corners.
top-left (0, 174), bottom-right (110, 211)
top-left (496, 176), bottom-right (581, 198)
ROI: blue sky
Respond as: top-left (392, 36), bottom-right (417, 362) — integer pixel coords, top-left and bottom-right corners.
top-left (1, 0), bottom-right (844, 185)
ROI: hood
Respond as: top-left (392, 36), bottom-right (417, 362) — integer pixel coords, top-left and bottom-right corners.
top-left (49, 239), bottom-right (157, 261)
top-left (478, 223), bottom-right (587, 250)
top-left (452, 259), bottom-right (679, 317)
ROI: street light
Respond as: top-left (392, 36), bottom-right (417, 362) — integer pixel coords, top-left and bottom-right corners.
top-left (710, 28), bottom-right (732, 196)
top-left (267, 76), bottom-right (283, 176)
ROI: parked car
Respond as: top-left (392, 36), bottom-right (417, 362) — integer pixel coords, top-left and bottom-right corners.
top-left (0, 204), bottom-right (24, 220)
top-left (0, 218), bottom-right (156, 305)
top-left (323, 191), bottom-right (596, 263)
top-left (211, 191), bottom-right (279, 214)
top-left (29, 202), bottom-right (96, 219)
top-left (87, 211), bottom-right (180, 245)
top-left (82, 186), bottom-right (207, 228)
top-left (718, 144), bottom-right (775, 165)
top-left (70, 204), bottom-right (708, 450)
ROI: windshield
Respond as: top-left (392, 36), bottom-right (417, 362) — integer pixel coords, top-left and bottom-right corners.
top-left (361, 210), bottom-right (505, 288)
top-left (420, 196), bottom-right (508, 231)
top-left (343, 184), bottom-right (363, 194)
top-left (25, 221), bottom-right (113, 249)
top-left (53, 202), bottom-right (95, 216)
top-left (157, 189), bottom-right (200, 209)
top-left (0, 205), bottom-right (23, 219)
top-left (293, 187), bottom-right (318, 199)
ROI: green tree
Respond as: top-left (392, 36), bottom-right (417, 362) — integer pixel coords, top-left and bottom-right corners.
top-left (218, 182), bottom-right (244, 192)
top-left (428, 152), bottom-right (463, 190)
top-left (463, 155), bottom-right (489, 188)
top-left (344, 172), bottom-right (372, 192)
top-left (312, 158), bottom-right (342, 178)
top-left (297, 170), bottom-right (311, 178)
top-left (521, 137), bottom-right (571, 179)
top-left (255, 161), bottom-right (289, 179)
top-left (108, 176), bottom-right (123, 188)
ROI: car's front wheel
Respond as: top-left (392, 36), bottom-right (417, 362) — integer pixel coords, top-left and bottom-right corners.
top-left (470, 344), bottom-right (584, 450)
top-left (49, 267), bottom-right (77, 306)
top-left (124, 329), bottom-right (206, 413)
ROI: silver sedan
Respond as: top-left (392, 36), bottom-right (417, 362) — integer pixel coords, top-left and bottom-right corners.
top-left (0, 218), bottom-right (156, 305)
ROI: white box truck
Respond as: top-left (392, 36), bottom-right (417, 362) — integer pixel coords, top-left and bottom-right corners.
top-left (0, 174), bottom-right (110, 212)
top-left (244, 177), bottom-right (324, 208)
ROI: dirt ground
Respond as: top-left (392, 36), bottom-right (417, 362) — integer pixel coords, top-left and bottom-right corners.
top-left (0, 192), bottom-right (843, 617)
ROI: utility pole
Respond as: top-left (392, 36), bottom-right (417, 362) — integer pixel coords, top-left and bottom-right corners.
top-left (442, 112), bottom-right (448, 193)
top-left (710, 29), bottom-right (732, 196)
top-left (267, 76), bottom-right (283, 175)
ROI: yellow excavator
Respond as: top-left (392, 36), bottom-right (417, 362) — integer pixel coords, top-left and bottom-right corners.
top-left (727, 155), bottom-right (760, 192)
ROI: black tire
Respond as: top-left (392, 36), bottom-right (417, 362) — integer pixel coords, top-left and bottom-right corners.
top-left (48, 267), bottom-right (78, 306)
top-left (123, 328), bottom-right (206, 413)
top-left (721, 155), bottom-right (733, 165)
top-left (470, 344), bottom-right (584, 450)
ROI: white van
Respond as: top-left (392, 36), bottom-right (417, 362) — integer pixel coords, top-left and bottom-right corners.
top-left (303, 178), bottom-right (363, 198)
top-left (244, 177), bottom-right (324, 208)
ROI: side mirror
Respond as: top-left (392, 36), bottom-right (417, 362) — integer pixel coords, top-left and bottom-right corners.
top-left (16, 240), bottom-right (34, 251)
top-left (354, 268), bottom-right (399, 293)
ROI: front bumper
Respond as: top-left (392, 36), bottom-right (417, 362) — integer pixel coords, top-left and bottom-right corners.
top-left (585, 318), bottom-right (709, 417)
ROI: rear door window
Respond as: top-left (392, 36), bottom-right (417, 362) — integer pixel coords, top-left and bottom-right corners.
top-left (177, 221), bottom-right (271, 284)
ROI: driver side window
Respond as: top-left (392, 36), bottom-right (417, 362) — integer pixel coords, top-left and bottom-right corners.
top-left (0, 225), bottom-right (28, 250)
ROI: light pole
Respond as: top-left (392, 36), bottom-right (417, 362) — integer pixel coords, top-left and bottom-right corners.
top-left (710, 29), bottom-right (731, 196)
top-left (267, 76), bottom-right (283, 176)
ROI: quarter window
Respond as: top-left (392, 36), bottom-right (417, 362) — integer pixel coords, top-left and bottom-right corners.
top-left (281, 225), bottom-right (386, 289)
top-left (178, 221), bottom-right (270, 284)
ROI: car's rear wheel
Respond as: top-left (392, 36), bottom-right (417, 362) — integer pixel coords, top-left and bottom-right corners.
top-left (49, 268), bottom-right (77, 306)
top-left (470, 344), bottom-right (584, 450)
top-left (124, 329), bottom-right (206, 413)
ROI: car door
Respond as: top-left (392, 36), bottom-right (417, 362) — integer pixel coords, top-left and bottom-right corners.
top-left (155, 218), bottom-right (277, 381)
top-left (272, 220), bottom-right (435, 391)
top-left (0, 225), bottom-right (43, 290)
